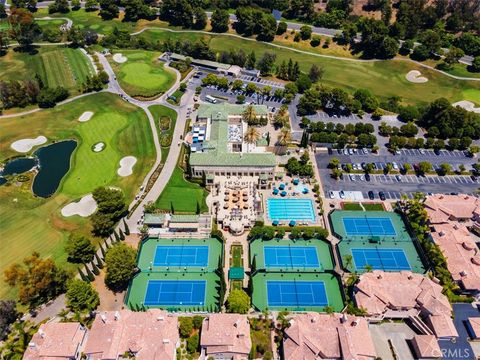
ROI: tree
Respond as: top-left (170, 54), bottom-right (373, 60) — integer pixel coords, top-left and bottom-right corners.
top-left (192, 315), bottom-right (203, 329)
top-left (353, 89), bottom-right (378, 113)
top-left (159, 0), bottom-right (193, 27)
top-left (272, 105), bottom-right (289, 128)
top-left (299, 25), bottom-right (312, 40)
top-left (48, 0), bottom-right (70, 13)
top-left (236, 94), bottom-right (245, 104)
top-left (439, 163), bottom-right (451, 175)
top-left (0, 300), bottom-right (17, 340)
top-left (0, 30), bottom-right (9, 55)
top-left (104, 243), bottom-right (136, 291)
top-left (211, 9), bottom-right (229, 33)
top-left (328, 157), bottom-right (340, 169)
top-left (179, 317), bottom-right (193, 338)
top-left (123, 0), bottom-right (154, 22)
top-left (99, 0), bottom-right (119, 20)
top-left (65, 234), bottom-right (96, 264)
top-left (123, 218), bottom-right (130, 235)
top-left (244, 126), bottom-right (260, 151)
top-left (91, 187), bottom-right (127, 237)
top-left (8, 8), bottom-right (41, 47)
top-left (65, 279), bottom-right (100, 313)
top-left (71, 0), bottom-right (80, 10)
top-left (242, 105), bottom-right (257, 124)
top-left (295, 74), bottom-right (312, 93)
top-left (277, 128), bottom-right (292, 146)
top-left (246, 51), bottom-right (256, 69)
top-left (257, 52), bottom-right (276, 76)
top-left (443, 46), bottom-right (465, 69)
top-left (4, 252), bottom-right (69, 308)
top-left (226, 289), bottom-right (250, 314)
top-left (193, 7), bottom-right (207, 30)
top-left (0, 4), bottom-right (7, 19)
top-left (471, 56), bottom-right (480, 73)
top-left (417, 161), bottom-right (433, 175)
top-left (309, 64), bottom-right (324, 83)
top-left (187, 333), bottom-right (199, 354)
top-left (277, 21), bottom-right (287, 35)
top-left (85, 0), bottom-right (98, 11)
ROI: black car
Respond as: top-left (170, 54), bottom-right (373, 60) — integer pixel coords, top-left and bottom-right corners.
top-left (368, 191), bottom-right (375, 200)
top-left (365, 174), bottom-right (371, 182)
top-left (471, 175), bottom-right (478, 181)
top-left (379, 191), bottom-right (386, 200)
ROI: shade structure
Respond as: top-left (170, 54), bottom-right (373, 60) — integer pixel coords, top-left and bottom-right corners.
top-left (302, 188), bottom-right (309, 194)
top-left (293, 179), bottom-right (299, 185)
top-left (224, 196), bottom-right (230, 201)
top-left (272, 220), bottom-right (279, 226)
top-left (280, 191), bottom-right (287, 197)
top-left (279, 183), bottom-right (285, 190)
top-left (289, 220), bottom-right (296, 227)
top-left (273, 188), bottom-right (279, 195)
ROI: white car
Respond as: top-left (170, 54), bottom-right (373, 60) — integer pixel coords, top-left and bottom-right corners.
top-left (339, 190), bottom-right (346, 199)
top-left (329, 191), bottom-right (335, 199)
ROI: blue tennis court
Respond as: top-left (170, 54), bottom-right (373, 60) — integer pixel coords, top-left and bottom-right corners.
top-left (343, 217), bottom-right (396, 237)
top-left (144, 280), bottom-right (206, 306)
top-left (153, 246), bottom-right (209, 267)
top-left (266, 280), bottom-right (328, 307)
top-left (264, 246), bottom-right (320, 268)
top-left (267, 198), bottom-right (315, 222)
top-left (351, 248), bottom-right (411, 271)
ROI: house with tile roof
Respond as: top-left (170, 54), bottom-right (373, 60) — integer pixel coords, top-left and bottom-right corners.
top-left (424, 194), bottom-right (480, 292)
top-left (83, 309), bottom-right (179, 360)
top-left (189, 104), bottom-right (276, 182)
top-left (411, 334), bottom-right (442, 359)
top-left (354, 271), bottom-right (458, 341)
top-left (282, 312), bottom-right (377, 360)
top-left (23, 322), bottom-right (87, 360)
top-left (200, 314), bottom-right (252, 359)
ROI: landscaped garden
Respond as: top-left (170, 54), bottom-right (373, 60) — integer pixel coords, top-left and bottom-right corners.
top-left (148, 104), bottom-right (177, 163)
top-left (109, 50), bottom-right (176, 98)
top-left (0, 93), bottom-right (155, 299)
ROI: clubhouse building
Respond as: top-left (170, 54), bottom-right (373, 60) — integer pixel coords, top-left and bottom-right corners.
top-left (188, 104), bottom-right (277, 181)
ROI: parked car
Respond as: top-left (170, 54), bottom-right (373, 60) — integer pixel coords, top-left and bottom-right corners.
top-left (349, 174), bottom-right (356, 181)
top-left (379, 191), bottom-right (386, 200)
top-left (339, 190), bottom-right (346, 199)
top-left (368, 191), bottom-right (375, 200)
top-left (396, 174), bottom-right (402, 181)
top-left (329, 190), bottom-right (335, 199)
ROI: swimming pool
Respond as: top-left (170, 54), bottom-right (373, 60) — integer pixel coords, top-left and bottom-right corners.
top-left (267, 198), bottom-right (315, 222)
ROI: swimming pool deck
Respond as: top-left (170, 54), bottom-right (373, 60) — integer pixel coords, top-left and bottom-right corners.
top-left (250, 238), bottom-right (334, 271)
top-left (252, 272), bottom-right (344, 312)
top-left (330, 210), bottom-right (425, 274)
top-left (125, 237), bottom-right (223, 311)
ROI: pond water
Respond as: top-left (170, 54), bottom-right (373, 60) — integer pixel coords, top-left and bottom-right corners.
top-left (0, 157), bottom-right (38, 185)
top-left (32, 140), bottom-right (77, 198)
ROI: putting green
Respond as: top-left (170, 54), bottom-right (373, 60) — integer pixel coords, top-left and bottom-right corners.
top-left (0, 93), bottom-right (156, 299)
top-left (110, 50), bottom-right (176, 97)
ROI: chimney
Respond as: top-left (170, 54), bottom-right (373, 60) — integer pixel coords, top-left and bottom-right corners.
top-left (453, 224), bottom-right (459, 230)
top-left (39, 329), bottom-right (45, 338)
top-left (234, 320), bottom-right (239, 328)
top-left (237, 333), bottom-right (245, 338)
top-left (341, 313), bottom-right (348, 323)
top-left (114, 311), bottom-right (120, 321)
top-left (377, 273), bottom-right (382, 279)
top-left (311, 317), bottom-right (317, 323)
top-left (460, 270), bottom-right (468, 277)
top-left (28, 342), bottom-right (36, 349)
top-left (157, 316), bottom-right (165, 321)
top-left (408, 274), bottom-right (413, 280)
top-left (439, 231), bottom-right (445, 237)
top-left (352, 320), bottom-right (359, 327)
top-left (101, 314), bottom-right (107, 323)
top-left (163, 339), bottom-right (170, 344)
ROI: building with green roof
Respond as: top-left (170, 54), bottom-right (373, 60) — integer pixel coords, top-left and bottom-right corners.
top-left (189, 104), bottom-right (277, 180)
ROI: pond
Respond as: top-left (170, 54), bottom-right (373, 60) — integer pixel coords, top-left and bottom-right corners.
top-left (32, 140), bottom-right (77, 198)
top-left (0, 157), bottom-right (38, 185)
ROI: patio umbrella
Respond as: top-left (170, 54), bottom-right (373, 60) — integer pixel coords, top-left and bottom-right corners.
top-left (289, 220), bottom-right (296, 227)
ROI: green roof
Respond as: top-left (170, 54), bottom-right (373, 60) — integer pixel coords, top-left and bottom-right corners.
top-left (191, 104), bottom-right (276, 168)
top-left (228, 267), bottom-right (244, 280)
top-left (170, 214), bottom-right (200, 223)
top-left (144, 213), bottom-right (166, 225)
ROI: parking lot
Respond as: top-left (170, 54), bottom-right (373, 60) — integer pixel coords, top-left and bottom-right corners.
top-left (317, 151), bottom-right (480, 201)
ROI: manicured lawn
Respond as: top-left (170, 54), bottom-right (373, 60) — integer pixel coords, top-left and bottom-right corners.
top-left (342, 202), bottom-right (363, 210)
top-left (137, 29), bottom-right (480, 106)
top-left (231, 244), bottom-right (243, 267)
top-left (363, 203), bottom-right (385, 211)
top-left (109, 50), bottom-right (176, 98)
top-left (463, 89), bottom-right (480, 105)
top-left (0, 47), bottom-right (93, 93)
top-left (155, 167), bottom-right (208, 213)
top-left (0, 93), bottom-right (155, 299)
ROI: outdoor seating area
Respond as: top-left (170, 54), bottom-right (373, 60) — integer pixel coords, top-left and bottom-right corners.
top-left (210, 176), bottom-right (262, 235)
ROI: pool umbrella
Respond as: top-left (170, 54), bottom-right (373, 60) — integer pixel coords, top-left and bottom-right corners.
top-left (293, 179), bottom-right (299, 185)
top-left (272, 220), bottom-right (279, 226)
top-left (302, 188), bottom-right (309, 194)
top-left (223, 203), bottom-right (229, 209)
top-left (233, 197), bottom-right (239, 203)
top-left (225, 189), bottom-right (230, 194)
top-left (273, 188), bottom-right (279, 195)
top-left (243, 204), bottom-right (249, 209)
top-left (224, 196), bottom-right (230, 201)
top-left (289, 220), bottom-right (296, 227)
top-left (279, 183), bottom-right (285, 190)
top-left (281, 191), bottom-right (287, 197)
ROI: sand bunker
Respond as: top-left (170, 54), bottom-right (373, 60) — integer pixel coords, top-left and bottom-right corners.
top-left (117, 156), bottom-right (137, 177)
top-left (61, 194), bottom-right (97, 217)
top-left (113, 53), bottom-right (127, 63)
top-left (11, 136), bottom-right (47, 153)
top-left (92, 142), bottom-right (105, 152)
top-left (453, 100), bottom-right (480, 114)
top-left (79, 111), bottom-right (94, 122)
top-left (406, 70), bottom-right (428, 83)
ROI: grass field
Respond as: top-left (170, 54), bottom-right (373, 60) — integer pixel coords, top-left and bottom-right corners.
top-left (109, 51), bottom-right (176, 98)
top-left (363, 203), bottom-right (385, 211)
top-left (155, 166), bottom-right (208, 213)
top-left (0, 93), bottom-right (156, 299)
top-left (342, 202), bottom-right (363, 210)
top-left (149, 105), bottom-right (177, 164)
top-left (0, 47), bottom-right (94, 93)
top-left (137, 29), bottom-right (480, 106)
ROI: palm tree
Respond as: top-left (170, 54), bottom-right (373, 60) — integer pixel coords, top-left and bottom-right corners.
top-left (244, 126), bottom-right (260, 151)
top-left (277, 128), bottom-right (292, 146)
top-left (273, 105), bottom-right (290, 128)
top-left (242, 105), bottom-right (257, 125)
